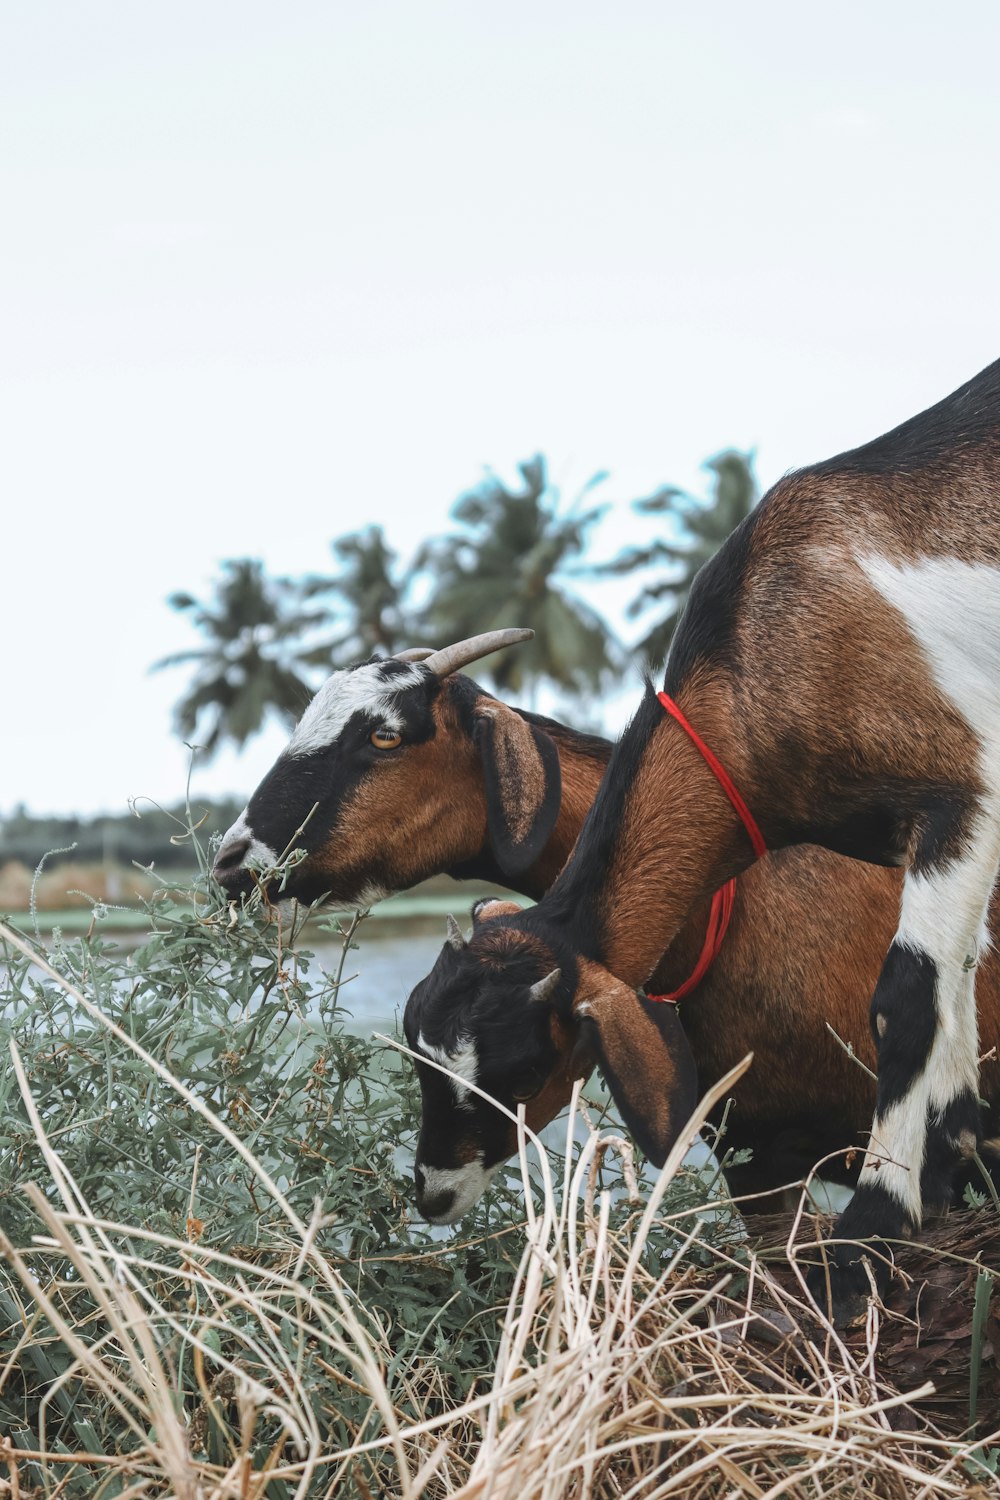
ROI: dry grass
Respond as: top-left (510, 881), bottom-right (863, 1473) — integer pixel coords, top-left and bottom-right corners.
top-left (0, 921), bottom-right (996, 1498)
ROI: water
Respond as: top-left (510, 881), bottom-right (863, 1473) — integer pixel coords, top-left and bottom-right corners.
top-left (306, 930), bottom-right (442, 1039)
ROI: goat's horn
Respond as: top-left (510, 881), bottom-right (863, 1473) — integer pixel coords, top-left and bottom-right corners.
top-left (528, 968), bottom-right (561, 1005)
top-left (421, 628), bottom-right (534, 680)
top-left (446, 914), bottom-right (466, 951)
top-left (393, 646), bottom-right (437, 662)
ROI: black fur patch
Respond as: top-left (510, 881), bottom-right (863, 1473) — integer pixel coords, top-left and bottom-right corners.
top-left (404, 929), bottom-right (572, 1175)
top-left (246, 742), bottom-right (364, 863)
top-left (910, 791), bottom-right (974, 874)
top-left (792, 780), bottom-right (973, 869)
top-left (869, 942), bottom-right (938, 1115)
top-left (835, 1180), bottom-right (913, 1244)
top-left (238, 663), bottom-right (441, 903)
top-left (812, 357), bottom-right (1000, 477)
top-left (921, 1086), bottom-right (982, 1209)
top-left (542, 685), bottom-right (666, 955)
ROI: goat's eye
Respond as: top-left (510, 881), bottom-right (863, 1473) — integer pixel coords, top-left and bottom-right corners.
top-left (511, 1077), bottom-right (543, 1103)
top-left (370, 728), bottom-right (402, 750)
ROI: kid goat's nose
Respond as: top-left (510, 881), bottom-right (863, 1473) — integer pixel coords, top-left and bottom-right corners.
top-left (213, 834), bottom-right (251, 884)
top-left (414, 1165), bottom-right (456, 1223)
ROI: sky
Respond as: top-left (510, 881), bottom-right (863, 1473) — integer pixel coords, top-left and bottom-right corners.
top-left (4, 2), bottom-right (1000, 818)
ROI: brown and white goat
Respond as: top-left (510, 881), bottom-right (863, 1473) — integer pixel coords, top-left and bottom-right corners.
top-left (212, 629), bottom-right (584, 908)
top-left (214, 624), bottom-right (1000, 1224)
top-left (404, 359), bottom-right (1000, 1319)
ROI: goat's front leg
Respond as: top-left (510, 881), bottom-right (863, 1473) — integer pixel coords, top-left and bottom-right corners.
top-left (811, 839), bottom-right (993, 1324)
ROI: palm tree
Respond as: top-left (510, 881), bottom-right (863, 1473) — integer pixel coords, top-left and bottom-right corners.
top-left (602, 451), bottom-right (759, 669)
top-left (298, 525), bottom-right (415, 665)
top-left (154, 559), bottom-right (325, 756)
top-left (418, 455), bottom-right (620, 698)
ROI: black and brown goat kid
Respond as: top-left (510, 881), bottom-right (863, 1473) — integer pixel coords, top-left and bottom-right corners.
top-left (405, 359), bottom-right (1000, 1321)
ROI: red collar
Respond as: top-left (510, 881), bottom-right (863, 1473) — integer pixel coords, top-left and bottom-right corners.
top-left (647, 691), bottom-right (766, 1004)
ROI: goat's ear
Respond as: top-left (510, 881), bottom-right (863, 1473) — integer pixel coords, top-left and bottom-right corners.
top-left (471, 897), bottom-right (523, 925)
top-left (573, 982), bottom-right (699, 1168)
top-left (474, 705), bottom-right (561, 878)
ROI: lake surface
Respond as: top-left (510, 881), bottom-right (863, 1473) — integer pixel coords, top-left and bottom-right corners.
top-left (307, 929), bottom-right (443, 1038)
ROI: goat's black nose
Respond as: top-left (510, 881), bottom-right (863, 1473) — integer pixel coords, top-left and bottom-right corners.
top-left (213, 835), bottom-right (251, 883)
top-left (414, 1166), bottom-right (455, 1223)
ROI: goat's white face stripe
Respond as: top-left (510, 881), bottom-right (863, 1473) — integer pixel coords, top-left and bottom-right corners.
top-left (417, 1030), bottom-right (479, 1111)
top-left (289, 661), bottom-right (426, 757)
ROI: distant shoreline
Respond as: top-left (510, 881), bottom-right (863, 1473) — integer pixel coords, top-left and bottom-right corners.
top-left (2, 887), bottom-right (529, 939)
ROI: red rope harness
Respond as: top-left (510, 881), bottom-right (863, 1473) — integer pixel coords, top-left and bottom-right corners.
top-left (646, 691), bottom-right (767, 1005)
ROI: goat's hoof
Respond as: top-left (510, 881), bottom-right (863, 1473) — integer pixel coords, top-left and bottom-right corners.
top-left (805, 1239), bottom-right (890, 1328)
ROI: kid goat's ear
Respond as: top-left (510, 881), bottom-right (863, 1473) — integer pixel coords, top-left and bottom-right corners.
top-left (471, 897), bottom-right (524, 925)
top-left (473, 703), bottom-right (561, 878)
top-left (573, 969), bottom-right (700, 1167)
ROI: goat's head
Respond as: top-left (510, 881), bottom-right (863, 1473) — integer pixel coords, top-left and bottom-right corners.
top-left (213, 630), bottom-right (564, 907)
top-left (403, 899), bottom-right (699, 1223)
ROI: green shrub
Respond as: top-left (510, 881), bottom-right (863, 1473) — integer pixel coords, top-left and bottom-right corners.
top-left (0, 857), bottom-right (722, 1498)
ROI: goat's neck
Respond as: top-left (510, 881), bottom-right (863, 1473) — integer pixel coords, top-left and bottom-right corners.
top-left (544, 681), bottom-right (762, 987)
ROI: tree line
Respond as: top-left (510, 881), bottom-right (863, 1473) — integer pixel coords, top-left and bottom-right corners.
top-left (0, 797), bottom-right (246, 874)
top-left (156, 450), bottom-right (758, 758)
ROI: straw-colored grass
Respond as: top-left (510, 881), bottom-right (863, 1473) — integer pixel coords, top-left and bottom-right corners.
top-left (0, 918), bottom-right (996, 1499)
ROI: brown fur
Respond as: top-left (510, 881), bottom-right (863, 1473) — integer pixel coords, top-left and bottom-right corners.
top-left (598, 581), bottom-right (985, 986)
top-left (318, 690), bottom-right (487, 892)
top-left (730, 530), bottom-right (985, 840)
top-left (573, 958), bottom-right (699, 1161)
top-left (477, 926), bottom-right (555, 969)
top-left (514, 1012), bottom-right (590, 1148)
top-left (603, 672), bottom-right (750, 980)
top-left (470, 711), bottom-right (1000, 1201)
top-left (476, 703), bottom-right (546, 847)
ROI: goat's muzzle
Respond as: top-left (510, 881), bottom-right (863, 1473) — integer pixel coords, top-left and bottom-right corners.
top-left (413, 1155), bottom-right (498, 1223)
top-left (213, 834), bottom-right (251, 888)
top-left (414, 1165), bottom-right (456, 1223)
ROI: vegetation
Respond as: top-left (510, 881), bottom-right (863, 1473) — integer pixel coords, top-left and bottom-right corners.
top-left (156, 451), bottom-right (758, 757)
top-left (0, 840), bottom-right (731, 1497)
top-left (0, 827), bottom-right (996, 1495)
top-left (0, 797), bottom-right (244, 875)
top-left (5, 451), bottom-right (995, 1493)
top-left (299, 524), bottom-right (417, 663)
top-left (596, 450), bottom-right (759, 668)
top-left (415, 456), bottom-right (620, 698)
top-left (153, 559), bottom-right (327, 754)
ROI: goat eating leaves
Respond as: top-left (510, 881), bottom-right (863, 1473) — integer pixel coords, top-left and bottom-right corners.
top-left (212, 628), bottom-right (565, 908)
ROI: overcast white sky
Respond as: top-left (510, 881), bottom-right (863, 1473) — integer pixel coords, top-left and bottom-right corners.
top-left (4, 2), bottom-right (999, 818)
